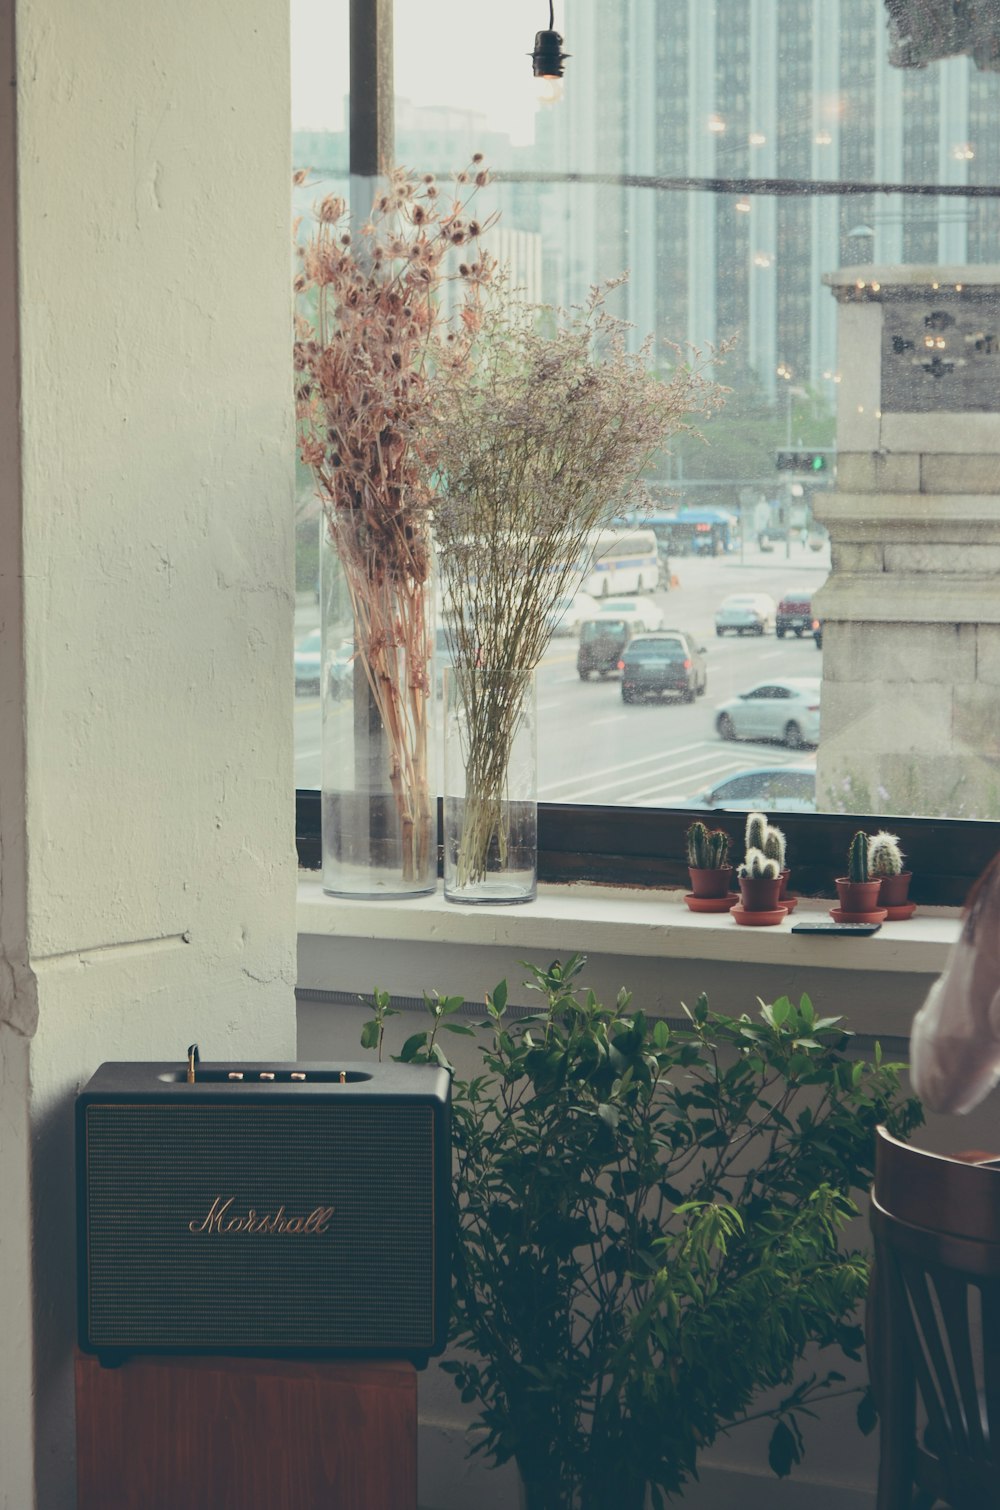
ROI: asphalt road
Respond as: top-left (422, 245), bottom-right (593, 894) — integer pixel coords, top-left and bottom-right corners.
top-left (294, 540), bottom-right (831, 806)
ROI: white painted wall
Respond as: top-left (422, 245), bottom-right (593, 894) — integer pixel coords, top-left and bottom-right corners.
top-left (0, 0), bottom-right (298, 1502)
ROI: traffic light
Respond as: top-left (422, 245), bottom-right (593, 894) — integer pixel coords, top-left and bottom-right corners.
top-left (776, 450), bottom-right (833, 473)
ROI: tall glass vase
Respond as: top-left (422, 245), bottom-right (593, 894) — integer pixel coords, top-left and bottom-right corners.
top-left (321, 524), bottom-right (436, 899)
top-left (443, 666), bottom-right (537, 905)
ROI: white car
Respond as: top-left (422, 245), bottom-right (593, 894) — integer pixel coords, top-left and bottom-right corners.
top-left (688, 764), bottom-right (816, 812)
top-left (714, 592), bottom-right (777, 636)
top-left (589, 596), bottom-right (665, 632)
top-left (547, 589), bottom-right (600, 636)
top-left (715, 678), bottom-right (821, 749)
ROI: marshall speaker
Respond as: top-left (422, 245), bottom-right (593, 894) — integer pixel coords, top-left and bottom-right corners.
top-left (76, 1053), bottom-right (451, 1365)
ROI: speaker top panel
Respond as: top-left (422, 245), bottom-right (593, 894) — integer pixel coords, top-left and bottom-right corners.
top-left (78, 1061), bottom-right (452, 1107)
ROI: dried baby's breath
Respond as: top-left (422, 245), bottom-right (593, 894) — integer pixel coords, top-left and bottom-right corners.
top-left (427, 280), bottom-right (723, 885)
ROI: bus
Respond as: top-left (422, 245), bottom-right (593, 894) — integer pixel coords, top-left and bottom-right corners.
top-left (644, 508), bottom-right (735, 557)
top-left (580, 528), bottom-right (660, 597)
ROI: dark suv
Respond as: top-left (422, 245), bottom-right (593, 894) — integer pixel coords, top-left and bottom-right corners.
top-left (619, 631), bottom-right (708, 704)
top-left (775, 588), bottom-right (814, 638)
top-left (577, 616), bottom-right (644, 680)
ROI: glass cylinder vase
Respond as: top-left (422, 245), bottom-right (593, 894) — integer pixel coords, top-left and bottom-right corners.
top-left (443, 666), bottom-right (537, 905)
top-left (320, 524), bottom-right (436, 899)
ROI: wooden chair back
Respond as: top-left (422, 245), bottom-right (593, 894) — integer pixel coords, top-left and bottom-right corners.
top-left (869, 1125), bottom-right (1000, 1509)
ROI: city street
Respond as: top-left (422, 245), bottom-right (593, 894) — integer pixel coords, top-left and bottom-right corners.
top-left (294, 539), bottom-right (831, 806)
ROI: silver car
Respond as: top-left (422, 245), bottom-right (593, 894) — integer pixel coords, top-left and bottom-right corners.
top-left (715, 678), bottom-right (821, 749)
top-left (714, 592), bottom-right (777, 636)
top-left (688, 764), bottom-right (816, 812)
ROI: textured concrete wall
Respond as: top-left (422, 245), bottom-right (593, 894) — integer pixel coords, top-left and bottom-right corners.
top-left (0, 0), bottom-right (298, 1501)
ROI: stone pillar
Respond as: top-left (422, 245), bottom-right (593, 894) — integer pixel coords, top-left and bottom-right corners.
top-left (814, 265), bottom-right (1000, 819)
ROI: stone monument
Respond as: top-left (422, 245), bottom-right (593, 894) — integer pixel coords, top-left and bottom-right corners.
top-left (815, 264), bottom-right (1000, 818)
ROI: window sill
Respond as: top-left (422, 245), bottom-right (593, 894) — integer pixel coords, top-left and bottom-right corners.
top-left (297, 875), bottom-right (957, 975)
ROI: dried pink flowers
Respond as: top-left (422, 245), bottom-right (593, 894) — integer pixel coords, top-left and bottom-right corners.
top-left (295, 163), bottom-right (497, 882)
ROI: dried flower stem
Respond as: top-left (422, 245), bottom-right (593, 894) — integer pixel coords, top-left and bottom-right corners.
top-left (450, 665), bottom-right (533, 887)
top-left (295, 164), bottom-right (496, 880)
top-left (429, 282), bottom-right (723, 886)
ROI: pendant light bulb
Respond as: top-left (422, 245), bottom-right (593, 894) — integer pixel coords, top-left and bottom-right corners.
top-left (530, 5), bottom-right (568, 102)
top-left (534, 71), bottom-right (564, 105)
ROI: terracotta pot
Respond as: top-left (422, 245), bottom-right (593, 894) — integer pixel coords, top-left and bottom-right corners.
top-left (877, 871), bottom-right (912, 908)
top-left (835, 877), bottom-right (883, 913)
top-left (778, 868), bottom-right (791, 901)
top-left (688, 864), bottom-right (733, 899)
top-left (739, 873), bottom-right (783, 912)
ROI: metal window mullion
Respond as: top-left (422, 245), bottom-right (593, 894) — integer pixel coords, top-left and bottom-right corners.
top-left (350, 0), bottom-right (393, 180)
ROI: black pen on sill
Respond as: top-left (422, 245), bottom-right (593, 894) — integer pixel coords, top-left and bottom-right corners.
top-left (187, 1043), bottom-right (200, 1084)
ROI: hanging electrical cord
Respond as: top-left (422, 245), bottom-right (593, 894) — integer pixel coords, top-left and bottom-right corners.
top-left (531, 0), bottom-right (569, 104)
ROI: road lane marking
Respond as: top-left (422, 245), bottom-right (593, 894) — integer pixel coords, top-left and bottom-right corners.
top-left (613, 762), bottom-right (752, 804)
top-left (542, 744), bottom-right (810, 803)
top-left (540, 739), bottom-right (721, 795)
top-left (544, 750), bottom-right (744, 802)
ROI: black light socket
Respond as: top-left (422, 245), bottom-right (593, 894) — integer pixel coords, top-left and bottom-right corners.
top-left (531, 28), bottom-right (569, 79)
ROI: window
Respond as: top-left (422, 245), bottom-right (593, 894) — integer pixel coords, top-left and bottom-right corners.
top-left (293, 0), bottom-right (1000, 902)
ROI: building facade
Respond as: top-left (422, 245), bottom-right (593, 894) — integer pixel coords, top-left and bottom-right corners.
top-left (538, 0), bottom-right (1000, 401)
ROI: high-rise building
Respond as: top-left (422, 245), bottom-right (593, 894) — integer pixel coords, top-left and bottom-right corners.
top-left (539, 0), bottom-right (1000, 403)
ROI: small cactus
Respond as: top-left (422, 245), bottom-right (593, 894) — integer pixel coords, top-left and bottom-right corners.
top-left (763, 823), bottom-right (786, 871)
top-left (847, 830), bottom-right (870, 883)
top-left (745, 811), bottom-right (768, 854)
top-left (738, 847), bottom-right (780, 881)
top-left (706, 828), bottom-right (730, 869)
top-left (686, 822), bottom-right (730, 869)
top-left (869, 831), bottom-right (904, 878)
top-left (686, 821), bottom-right (711, 869)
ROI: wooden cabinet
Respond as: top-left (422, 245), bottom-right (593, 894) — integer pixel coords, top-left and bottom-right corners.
top-left (76, 1352), bottom-right (417, 1510)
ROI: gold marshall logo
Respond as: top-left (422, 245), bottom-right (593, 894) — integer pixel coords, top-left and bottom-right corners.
top-left (189, 1196), bottom-right (335, 1236)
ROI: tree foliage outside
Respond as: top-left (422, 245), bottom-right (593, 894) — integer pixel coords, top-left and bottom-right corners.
top-left (362, 956), bottom-right (921, 1509)
top-left (663, 371), bottom-right (836, 513)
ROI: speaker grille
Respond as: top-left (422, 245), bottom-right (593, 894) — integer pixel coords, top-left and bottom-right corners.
top-left (84, 1102), bottom-right (437, 1351)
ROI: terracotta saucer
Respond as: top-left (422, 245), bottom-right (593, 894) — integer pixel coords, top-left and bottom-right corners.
top-left (685, 892), bottom-right (737, 913)
top-left (731, 903), bottom-right (788, 927)
top-left (781, 895), bottom-right (799, 913)
top-left (829, 906), bottom-right (888, 925)
top-left (883, 902), bottom-right (917, 921)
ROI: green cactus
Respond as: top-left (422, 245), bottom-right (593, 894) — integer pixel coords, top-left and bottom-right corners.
top-left (706, 828), bottom-right (730, 868)
top-left (686, 821), bottom-right (710, 868)
top-left (745, 811), bottom-right (768, 853)
top-left (869, 831), bottom-right (904, 878)
top-left (847, 830), bottom-right (870, 882)
top-left (687, 822), bottom-right (730, 869)
top-left (738, 847), bottom-right (780, 881)
top-left (763, 823), bottom-right (786, 871)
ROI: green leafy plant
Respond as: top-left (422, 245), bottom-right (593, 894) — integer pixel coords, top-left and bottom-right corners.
top-left (737, 847), bottom-right (779, 881)
top-left (686, 821), bottom-right (730, 869)
top-left (869, 831), bottom-right (904, 877)
top-left (361, 957), bottom-right (921, 1509)
top-left (847, 830), bottom-right (870, 882)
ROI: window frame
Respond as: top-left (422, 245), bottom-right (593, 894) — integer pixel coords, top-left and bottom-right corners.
top-left (296, 791), bottom-right (998, 906)
top-left (295, 0), bottom-right (1000, 910)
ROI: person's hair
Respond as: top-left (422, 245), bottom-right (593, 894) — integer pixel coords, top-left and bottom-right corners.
top-left (962, 851), bottom-right (1000, 943)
